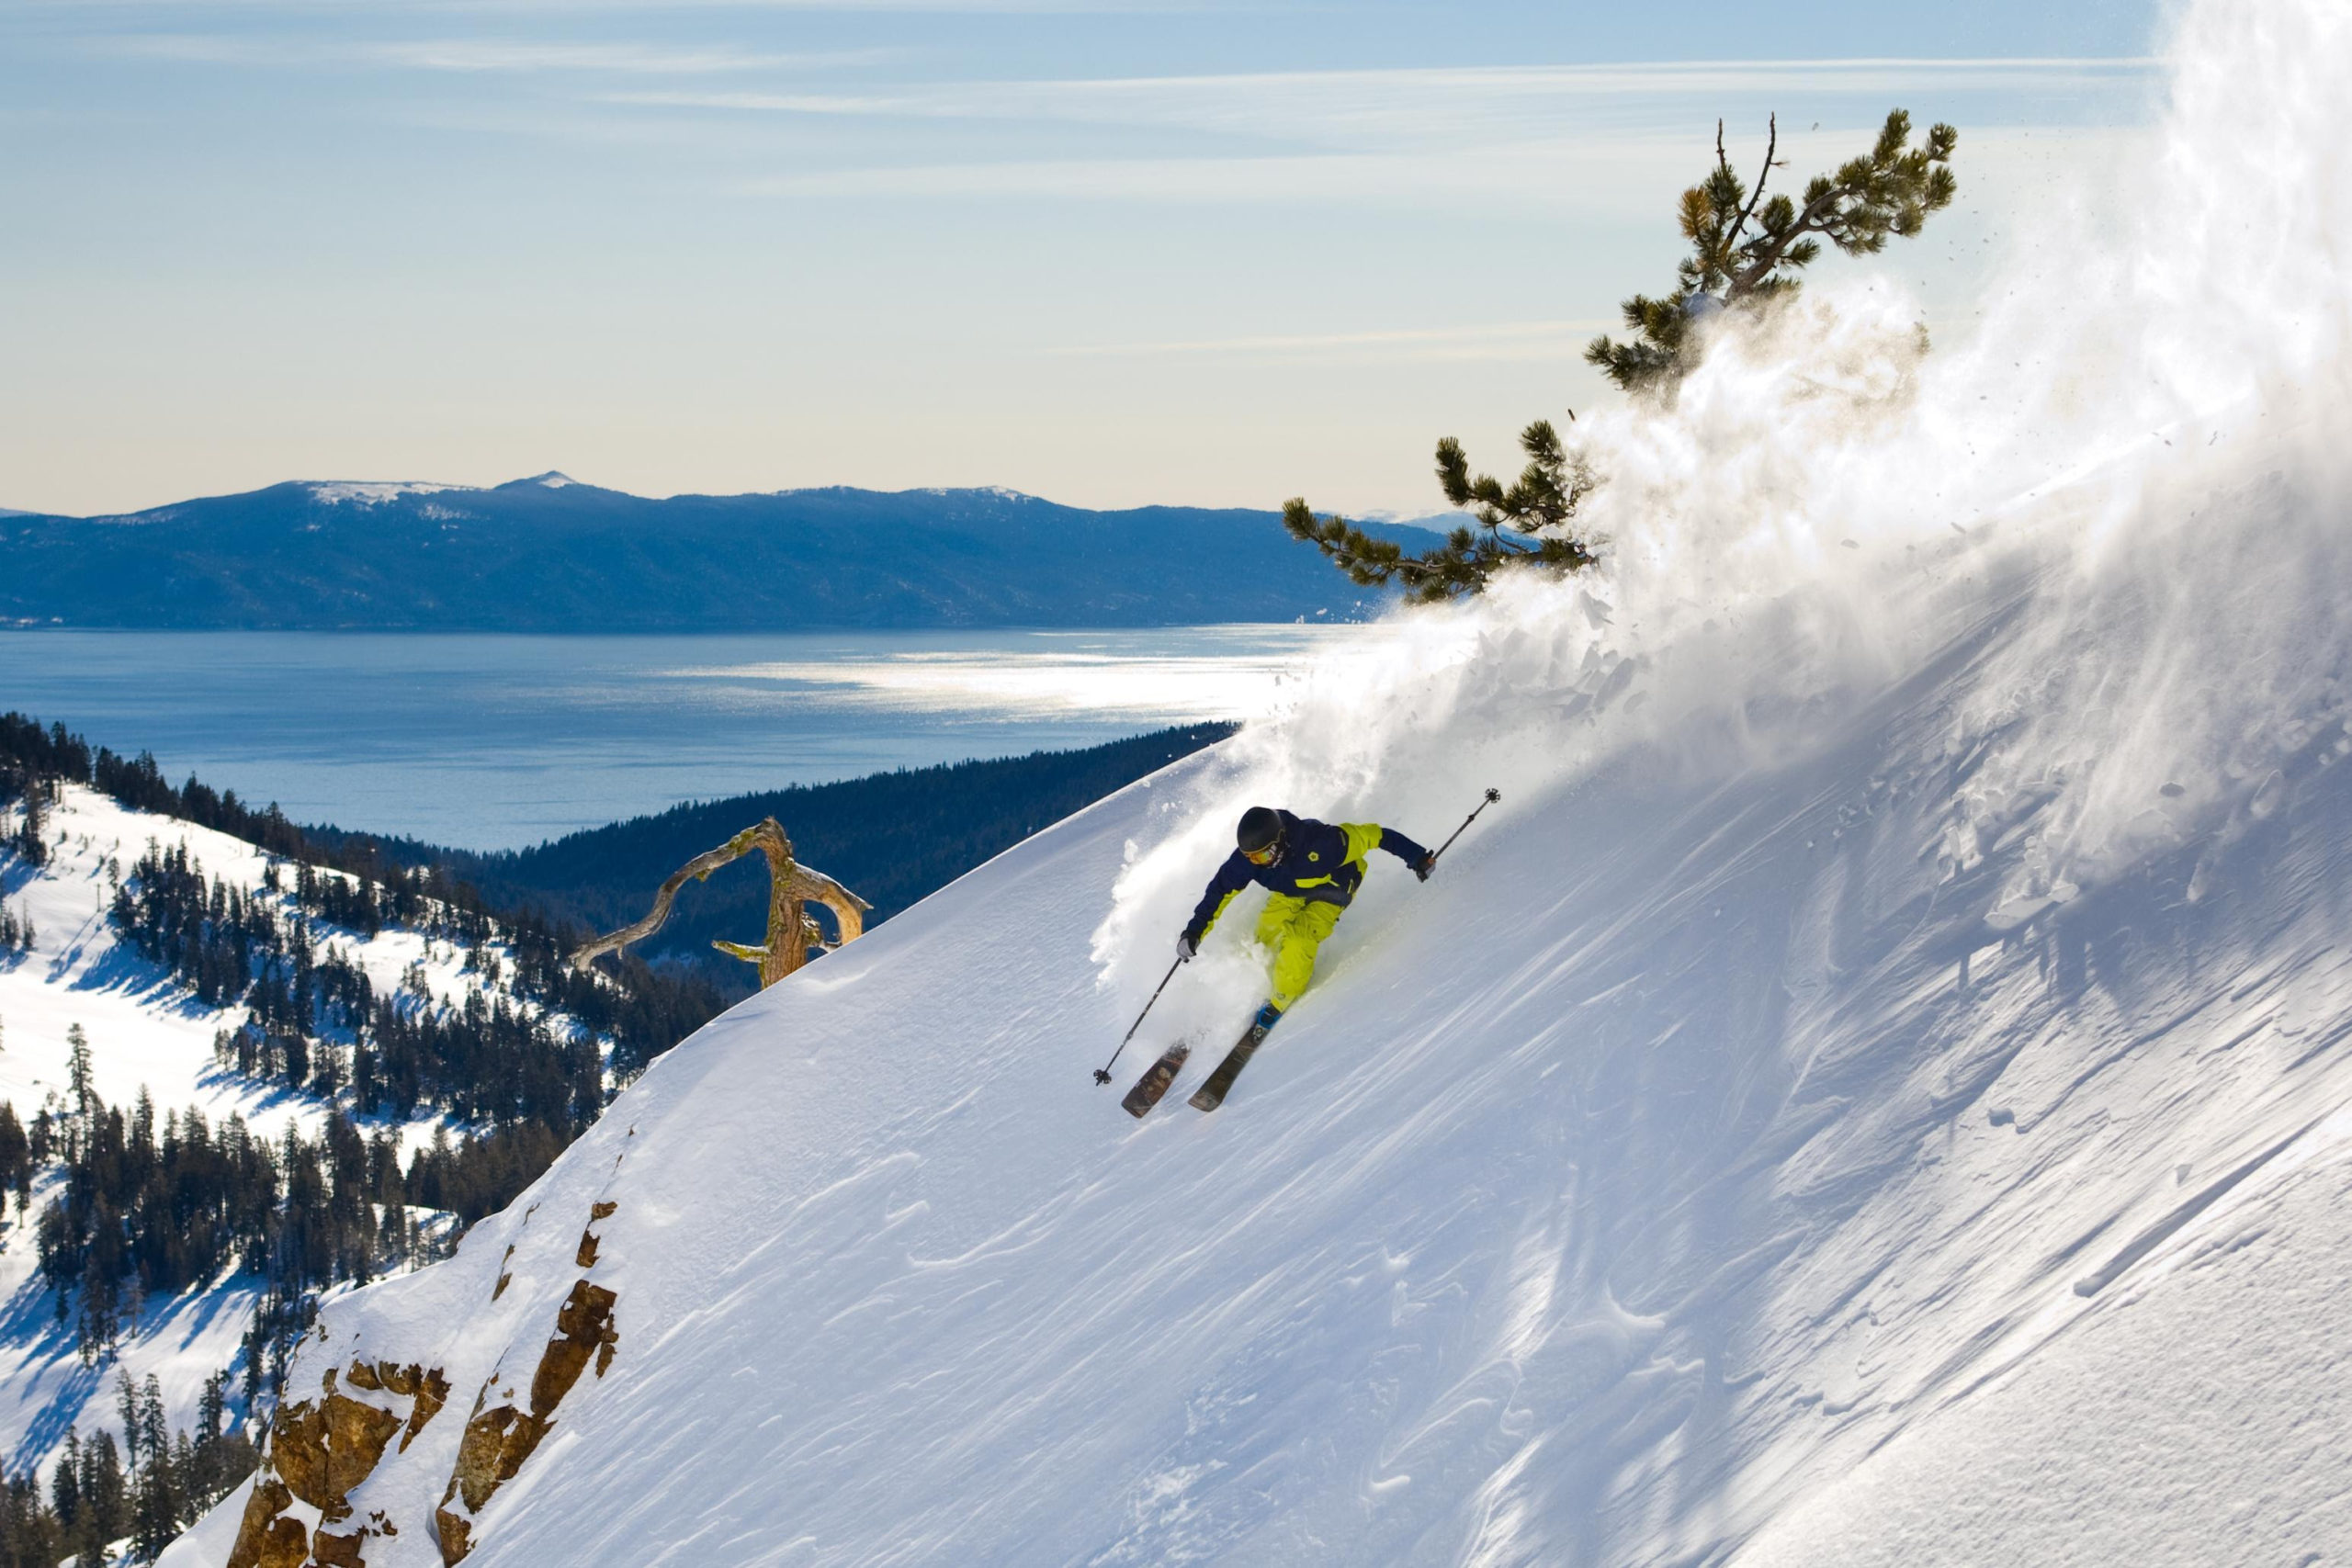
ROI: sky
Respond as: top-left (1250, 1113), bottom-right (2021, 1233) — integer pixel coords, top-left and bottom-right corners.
top-left (1, 0), bottom-right (2166, 519)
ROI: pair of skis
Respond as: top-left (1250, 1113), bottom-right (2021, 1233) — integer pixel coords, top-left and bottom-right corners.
top-left (1118, 1016), bottom-right (1270, 1117)
top-left (1089, 959), bottom-right (1266, 1115)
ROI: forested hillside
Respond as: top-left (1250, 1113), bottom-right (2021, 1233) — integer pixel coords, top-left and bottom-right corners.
top-left (0, 782), bottom-right (651, 1562)
top-left (0, 716), bottom-right (737, 1557)
top-left (0, 708), bottom-right (1238, 1559)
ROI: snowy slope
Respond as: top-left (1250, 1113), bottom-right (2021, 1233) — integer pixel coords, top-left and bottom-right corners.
top-left (154, 585), bottom-right (2352, 1567)
top-left (0, 784), bottom-right (540, 1478)
top-left (163, 1), bottom-right (2352, 1562)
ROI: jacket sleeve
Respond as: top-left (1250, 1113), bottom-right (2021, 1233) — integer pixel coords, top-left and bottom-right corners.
top-left (1362, 824), bottom-right (1431, 866)
top-left (1185, 852), bottom-right (1255, 942)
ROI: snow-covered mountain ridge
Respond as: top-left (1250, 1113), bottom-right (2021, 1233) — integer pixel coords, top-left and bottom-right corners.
top-left (163, 0), bottom-right (2352, 1562)
top-left (0, 779), bottom-right (624, 1509)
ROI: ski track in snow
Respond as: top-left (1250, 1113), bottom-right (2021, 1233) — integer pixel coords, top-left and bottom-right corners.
top-left (161, 0), bottom-right (2352, 1560)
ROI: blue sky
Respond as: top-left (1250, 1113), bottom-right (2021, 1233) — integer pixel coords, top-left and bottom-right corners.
top-left (2, 0), bottom-right (2165, 517)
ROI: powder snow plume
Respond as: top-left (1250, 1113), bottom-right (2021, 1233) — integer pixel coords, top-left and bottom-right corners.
top-left (1094, 0), bottom-right (2352, 1010)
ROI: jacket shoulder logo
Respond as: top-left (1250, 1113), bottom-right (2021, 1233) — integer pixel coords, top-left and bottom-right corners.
top-left (1308, 852), bottom-right (1319, 861)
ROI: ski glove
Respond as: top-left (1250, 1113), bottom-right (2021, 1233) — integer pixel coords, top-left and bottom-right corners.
top-left (1177, 931), bottom-right (1200, 961)
top-left (1415, 854), bottom-right (1436, 883)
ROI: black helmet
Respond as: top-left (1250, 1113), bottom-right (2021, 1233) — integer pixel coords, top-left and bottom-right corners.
top-left (1237, 807), bottom-right (1283, 856)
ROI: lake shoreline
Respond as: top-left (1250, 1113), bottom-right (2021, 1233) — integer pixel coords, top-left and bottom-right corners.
top-left (0, 626), bottom-right (1363, 850)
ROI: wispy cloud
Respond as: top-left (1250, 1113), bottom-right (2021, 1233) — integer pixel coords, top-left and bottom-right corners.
top-left (611, 57), bottom-right (2160, 160)
top-left (620, 57), bottom-right (2159, 131)
top-left (630, 57), bottom-right (2160, 110)
top-left (728, 120), bottom-right (2143, 210)
top-left (1052, 320), bottom-right (1615, 361)
top-left (103, 34), bottom-right (890, 73)
top-left (741, 141), bottom-right (1686, 208)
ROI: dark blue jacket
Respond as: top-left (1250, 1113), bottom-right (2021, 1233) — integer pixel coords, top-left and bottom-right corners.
top-left (1184, 810), bottom-right (1431, 942)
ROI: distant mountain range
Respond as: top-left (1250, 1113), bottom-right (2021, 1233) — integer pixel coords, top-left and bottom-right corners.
top-left (0, 475), bottom-right (1447, 631)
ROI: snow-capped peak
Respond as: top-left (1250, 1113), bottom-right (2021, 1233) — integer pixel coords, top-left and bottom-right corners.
top-left (306, 481), bottom-right (468, 507)
top-left (918, 484), bottom-right (1035, 502)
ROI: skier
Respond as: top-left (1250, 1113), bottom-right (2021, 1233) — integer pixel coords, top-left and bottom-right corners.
top-left (1177, 806), bottom-right (1435, 1043)
top-left (1109, 793), bottom-right (1487, 1114)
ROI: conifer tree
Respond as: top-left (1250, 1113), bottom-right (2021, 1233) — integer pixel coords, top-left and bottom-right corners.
top-left (130, 1375), bottom-right (179, 1562)
top-left (1587, 107), bottom-right (1957, 394)
top-left (85, 1433), bottom-right (126, 1563)
top-left (0, 1105), bottom-right (26, 1201)
top-left (1283, 419), bottom-right (1600, 603)
top-left (8, 777), bottom-right (47, 870)
top-left (115, 1372), bottom-right (141, 1476)
top-left (50, 1435), bottom-right (79, 1532)
top-left (66, 1024), bottom-right (95, 1133)
top-left (0, 1472), bottom-right (68, 1568)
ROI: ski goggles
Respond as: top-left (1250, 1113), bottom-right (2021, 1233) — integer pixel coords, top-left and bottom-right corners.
top-left (1243, 839), bottom-right (1282, 865)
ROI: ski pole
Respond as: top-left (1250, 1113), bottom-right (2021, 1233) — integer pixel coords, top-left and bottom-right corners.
top-left (1093, 956), bottom-right (1184, 1084)
top-left (1428, 786), bottom-right (1502, 867)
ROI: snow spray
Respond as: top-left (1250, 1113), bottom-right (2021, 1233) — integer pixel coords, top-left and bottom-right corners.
top-left (1094, 0), bottom-right (2352, 1019)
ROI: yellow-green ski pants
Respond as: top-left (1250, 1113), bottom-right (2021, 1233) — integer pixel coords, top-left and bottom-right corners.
top-left (1254, 894), bottom-right (1345, 1011)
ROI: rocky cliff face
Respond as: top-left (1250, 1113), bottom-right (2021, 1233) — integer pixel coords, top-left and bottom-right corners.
top-left (208, 1145), bottom-right (639, 1568)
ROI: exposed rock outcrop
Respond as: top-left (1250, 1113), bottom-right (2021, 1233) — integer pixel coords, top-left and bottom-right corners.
top-left (435, 1280), bottom-right (620, 1562)
top-left (345, 1360), bottom-right (454, 1453)
top-left (226, 1358), bottom-right (448, 1568)
top-left (432, 1197), bottom-right (625, 1563)
top-left (211, 1192), bottom-right (625, 1568)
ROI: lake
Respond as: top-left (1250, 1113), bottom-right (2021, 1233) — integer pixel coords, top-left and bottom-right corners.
top-left (0, 627), bottom-right (1364, 850)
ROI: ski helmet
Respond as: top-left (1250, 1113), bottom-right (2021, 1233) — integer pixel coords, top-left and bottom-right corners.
top-left (1237, 807), bottom-right (1283, 856)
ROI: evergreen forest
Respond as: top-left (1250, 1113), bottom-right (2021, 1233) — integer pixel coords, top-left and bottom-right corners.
top-left (0, 709), bottom-right (1232, 1556)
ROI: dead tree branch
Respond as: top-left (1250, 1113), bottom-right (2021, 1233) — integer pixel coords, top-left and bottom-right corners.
top-left (567, 817), bottom-right (871, 989)
top-left (1729, 111), bottom-right (1777, 248)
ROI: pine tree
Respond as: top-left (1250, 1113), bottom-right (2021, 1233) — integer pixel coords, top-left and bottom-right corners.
top-left (51, 1434), bottom-right (80, 1533)
top-left (1283, 420), bottom-right (1601, 603)
top-left (8, 777), bottom-right (48, 870)
top-left (114, 1372), bottom-right (141, 1477)
top-left (1, 1472), bottom-right (68, 1568)
top-left (1282, 107), bottom-right (1955, 600)
top-left (1586, 108), bottom-right (1957, 395)
top-left (197, 1372), bottom-right (227, 1449)
top-left (185, 1372), bottom-right (258, 1519)
top-left (75, 1430), bottom-right (126, 1565)
top-left (129, 1376), bottom-right (178, 1561)
top-left (0, 1105), bottom-right (26, 1201)
top-left (66, 1024), bottom-right (95, 1134)
top-left (139, 1377), bottom-right (168, 1479)
top-left (77, 1251), bottom-right (118, 1366)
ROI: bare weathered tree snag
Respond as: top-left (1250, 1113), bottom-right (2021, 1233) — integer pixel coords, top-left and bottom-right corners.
top-left (566, 818), bottom-right (870, 988)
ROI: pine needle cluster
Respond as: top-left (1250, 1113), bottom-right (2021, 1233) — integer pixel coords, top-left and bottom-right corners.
top-left (1587, 107), bottom-right (1957, 394)
top-left (1283, 419), bottom-right (1600, 603)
